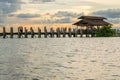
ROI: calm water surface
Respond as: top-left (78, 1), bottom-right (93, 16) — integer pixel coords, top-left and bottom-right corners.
top-left (0, 38), bottom-right (120, 80)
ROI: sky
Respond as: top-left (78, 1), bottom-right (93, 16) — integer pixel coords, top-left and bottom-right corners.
top-left (0, 0), bottom-right (120, 29)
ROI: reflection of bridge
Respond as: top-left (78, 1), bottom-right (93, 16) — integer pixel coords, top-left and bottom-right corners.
top-left (0, 27), bottom-right (98, 38)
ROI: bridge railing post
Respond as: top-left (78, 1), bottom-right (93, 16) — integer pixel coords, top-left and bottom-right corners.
top-left (3, 27), bottom-right (6, 38)
top-left (68, 28), bottom-right (72, 37)
top-left (30, 27), bottom-right (34, 38)
top-left (38, 27), bottom-right (41, 38)
top-left (10, 27), bottom-right (13, 38)
top-left (24, 27), bottom-right (28, 38)
top-left (44, 27), bottom-right (47, 38)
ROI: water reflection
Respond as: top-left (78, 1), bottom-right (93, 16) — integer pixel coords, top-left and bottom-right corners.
top-left (0, 38), bottom-right (120, 80)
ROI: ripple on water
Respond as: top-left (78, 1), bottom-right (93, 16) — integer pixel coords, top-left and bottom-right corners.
top-left (0, 38), bottom-right (120, 80)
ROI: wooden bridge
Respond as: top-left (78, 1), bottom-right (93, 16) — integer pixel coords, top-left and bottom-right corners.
top-left (0, 27), bottom-right (97, 38)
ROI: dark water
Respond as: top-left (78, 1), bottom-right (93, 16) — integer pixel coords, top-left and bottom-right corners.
top-left (0, 38), bottom-right (120, 80)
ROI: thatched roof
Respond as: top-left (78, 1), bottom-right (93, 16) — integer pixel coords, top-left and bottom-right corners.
top-left (73, 16), bottom-right (111, 26)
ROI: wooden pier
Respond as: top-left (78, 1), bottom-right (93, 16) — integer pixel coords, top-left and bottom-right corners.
top-left (0, 27), bottom-right (97, 38)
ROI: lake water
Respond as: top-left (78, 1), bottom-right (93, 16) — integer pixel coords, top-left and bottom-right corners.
top-left (0, 37), bottom-right (120, 80)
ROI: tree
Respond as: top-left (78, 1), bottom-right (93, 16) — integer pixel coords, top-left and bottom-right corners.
top-left (95, 25), bottom-right (115, 37)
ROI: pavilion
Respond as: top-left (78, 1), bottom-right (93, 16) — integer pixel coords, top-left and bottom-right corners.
top-left (73, 16), bottom-right (111, 29)
top-left (73, 16), bottom-right (112, 37)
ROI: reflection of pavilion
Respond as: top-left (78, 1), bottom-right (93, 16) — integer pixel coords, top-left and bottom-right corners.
top-left (73, 16), bottom-right (112, 37)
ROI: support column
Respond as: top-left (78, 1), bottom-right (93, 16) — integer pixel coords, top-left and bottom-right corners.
top-left (10, 27), bottom-right (13, 38)
top-left (30, 27), bottom-right (34, 38)
top-left (68, 28), bottom-right (72, 37)
top-left (24, 27), bottom-right (28, 38)
top-left (38, 27), bottom-right (41, 38)
top-left (44, 26), bottom-right (47, 38)
top-left (3, 27), bottom-right (6, 38)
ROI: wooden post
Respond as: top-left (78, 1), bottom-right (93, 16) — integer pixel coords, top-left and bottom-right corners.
top-left (75, 28), bottom-right (78, 37)
top-left (63, 28), bottom-right (66, 37)
top-left (52, 29), bottom-right (54, 38)
top-left (30, 27), bottom-right (34, 38)
top-left (18, 26), bottom-right (23, 38)
top-left (56, 28), bottom-right (58, 37)
top-left (90, 29), bottom-right (93, 37)
top-left (73, 28), bottom-right (77, 37)
top-left (50, 27), bottom-right (54, 38)
top-left (68, 28), bottom-right (72, 37)
top-left (44, 26), bottom-right (47, 38)
top-left (24, 27), bottom-right (28, 38)
top-left (56, 28), bottom-right (60, 38)
top-left (86, 28), bottom-right (89, 37)
top-left (88, 27), bottom-right (91, 37)
top-left (86, 29), bottom-right (88, 37)
top-left (10, 27), bottom-right (13, 38)
top-left (91, 27), bottom-right (96, 37)
top-left (18, 27), bottom-right (21, 38)
top-left (73, 29), bottom-right (75, 37)
top-left (80, 29), bottom-right (83, 37)
top-left (3, 27), bottom-right (6, 38)
top-left (38, 27), bottom-right (41, 38)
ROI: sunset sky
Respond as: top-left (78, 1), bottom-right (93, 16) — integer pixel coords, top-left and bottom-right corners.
top-left (0, 0), bottom-right (120, 29)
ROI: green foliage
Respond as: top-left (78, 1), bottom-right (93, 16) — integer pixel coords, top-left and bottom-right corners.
top-left (95, 26), bottom-right (115, 37)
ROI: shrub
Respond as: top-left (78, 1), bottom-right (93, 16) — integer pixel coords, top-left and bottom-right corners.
top-left (95, 25), bottom-right (115, 37)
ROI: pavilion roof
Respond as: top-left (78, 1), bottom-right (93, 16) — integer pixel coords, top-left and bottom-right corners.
top-left (73, 19), bottom-right (111, 26)
top-left (78, 16), bottom-right (107, 20)
top-left (73, 16), bottom-right (111, 26)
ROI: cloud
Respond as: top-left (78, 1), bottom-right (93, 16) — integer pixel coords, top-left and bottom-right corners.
top-left (0, 4), bottom-right (20, 15)
top-left (45, 11), bottom-right (83, 24)
top-left (52, 11), bottom-right (82, 18)
top-left (54, 18), bottom-right (71, 23)
top-left (109, 19), bottom-right (120, 24)
top-left (92, 9), bottom-right (120, 24)
top-left (30, 0), bottom-right (55, 4)
top-left (93, 9), bottom-right (120, 18)
top-left (0, 0), bottom-right (24, 25)
top-left (40, 0), bottom-right (55, 2)
top-left (32, 17), bottom-right (71, 24)
top-left (34, 19), bottom-right (52, 24)
top-left (8, 14), bottom-right (16, 17)
top-left (0, 0), bottom-right (24, 14)
top-left (16, 13), bottom-right (41, 18)
top-left (0, 0), bottom-right (23, 3)
top-left (88, 0), bottom-right (120, 5)
top-left (27, 11), bottom-right (82, 24)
